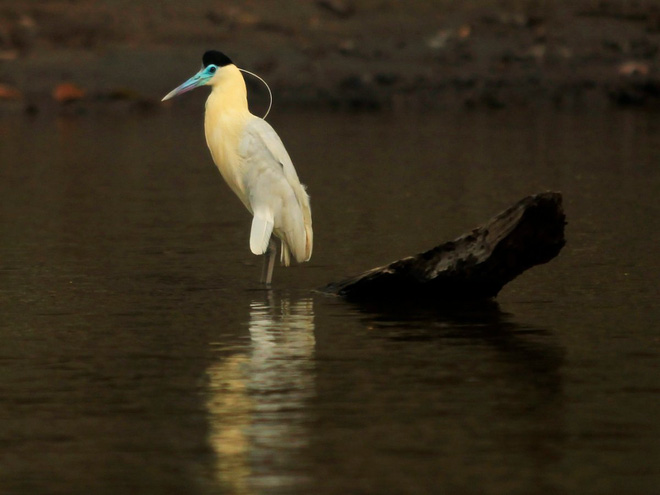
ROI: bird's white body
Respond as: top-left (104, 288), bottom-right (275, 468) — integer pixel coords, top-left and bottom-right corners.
top-left (203, 65), bottom-right (312, 267)
top-left (162, 51), bottom-right (312, 284)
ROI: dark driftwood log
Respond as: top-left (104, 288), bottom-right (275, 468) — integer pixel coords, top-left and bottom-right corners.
top-left (321, 192), bottom-right (566, 302)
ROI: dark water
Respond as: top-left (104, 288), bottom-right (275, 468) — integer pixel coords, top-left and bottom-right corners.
top-left (1, 106), bottom-right (659, 494)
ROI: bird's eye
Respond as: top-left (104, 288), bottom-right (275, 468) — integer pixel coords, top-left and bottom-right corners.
top-left (208, 66), bottom-right (217, 74)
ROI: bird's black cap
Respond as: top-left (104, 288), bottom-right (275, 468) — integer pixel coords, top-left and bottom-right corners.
top-left (203, 51), bottom-right (233, 68)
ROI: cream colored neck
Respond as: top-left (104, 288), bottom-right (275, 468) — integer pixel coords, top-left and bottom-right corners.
top-left (205, 65), bottom-right (250, 116)
top-left (203, 65), bottom-right (253, 209)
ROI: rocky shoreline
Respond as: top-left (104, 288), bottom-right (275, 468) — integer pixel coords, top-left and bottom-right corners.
top-left (1, 1), bottom-right (660, 114)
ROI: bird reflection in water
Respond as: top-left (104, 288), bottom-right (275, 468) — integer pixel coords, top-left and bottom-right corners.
top-left (205, 294), bottom-right (315, 494)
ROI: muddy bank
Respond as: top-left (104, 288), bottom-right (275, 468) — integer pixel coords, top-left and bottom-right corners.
top-left (1, 0), bottom-right (660, 114)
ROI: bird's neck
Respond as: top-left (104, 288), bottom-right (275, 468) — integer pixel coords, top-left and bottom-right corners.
top-left (203, 66), bottom-right (252, 149)
top-left (203, 66), bottom-right (253, 208)
top-left (206, 65), bottom-right (250, 116)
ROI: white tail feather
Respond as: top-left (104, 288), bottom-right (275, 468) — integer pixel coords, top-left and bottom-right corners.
top-left (280, 240), bottom-right (291, 266)
top-left (250, 214), bottom-right (274, 255)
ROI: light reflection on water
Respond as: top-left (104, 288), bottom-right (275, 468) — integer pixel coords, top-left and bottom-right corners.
top-left (207, 295), bottom-right (315, 494)
top-left (1, 107), bottom-right (659, 494)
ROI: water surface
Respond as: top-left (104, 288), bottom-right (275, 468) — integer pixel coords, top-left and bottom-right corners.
top-left (1, 107), bottom-right (659, 494)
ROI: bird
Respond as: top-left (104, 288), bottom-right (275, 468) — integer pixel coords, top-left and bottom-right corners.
top-left (162, 51), bottom-right (312, 285)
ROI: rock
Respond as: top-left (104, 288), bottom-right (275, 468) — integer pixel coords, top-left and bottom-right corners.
top-left (316, 0), bottom-right (355, 19)
top-left (0, 83), bottom-right (21, 100)
top-left (53, 83), bottom-right (85, 103)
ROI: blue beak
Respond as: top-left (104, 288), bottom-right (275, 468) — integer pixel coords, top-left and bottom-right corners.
top-left (162, 69), bottom-right (209, 101)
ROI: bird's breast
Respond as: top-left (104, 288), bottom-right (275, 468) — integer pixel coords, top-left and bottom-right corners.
top-left (204, 107), bottom-right (252, 210)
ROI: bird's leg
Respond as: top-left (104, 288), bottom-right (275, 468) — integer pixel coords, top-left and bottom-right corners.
top-left (260, 237), bottom-right (277, 286)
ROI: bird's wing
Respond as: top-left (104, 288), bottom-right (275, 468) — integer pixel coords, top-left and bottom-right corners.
top-left (240, 118), bottom-right (300, 185)
top-left (239, 118), bottom-right (313, 263)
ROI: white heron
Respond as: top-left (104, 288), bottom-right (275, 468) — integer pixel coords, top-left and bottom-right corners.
top-left (162, 51), bottom-right (313, 285)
